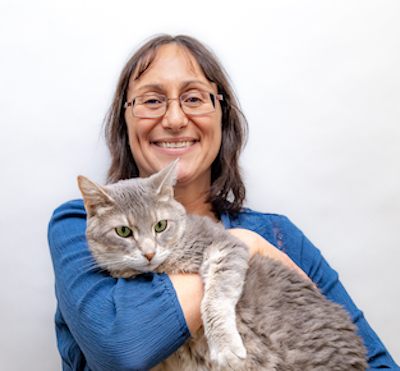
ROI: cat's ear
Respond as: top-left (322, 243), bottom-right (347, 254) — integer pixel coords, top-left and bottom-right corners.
top-left (77, 175), bottom-right (115, 217)
top-left (150, 159), bottom-right (179, 200)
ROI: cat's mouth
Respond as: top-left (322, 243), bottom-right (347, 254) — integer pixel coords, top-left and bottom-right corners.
top-left (154, 141), bottom-right (196, 148)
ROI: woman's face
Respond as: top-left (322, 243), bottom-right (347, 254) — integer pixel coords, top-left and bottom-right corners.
top-left (125, 44), bottom-right (222, 189)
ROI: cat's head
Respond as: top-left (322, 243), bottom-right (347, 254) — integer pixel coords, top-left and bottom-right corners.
top-left (77, 159), bottom-right (186, 278)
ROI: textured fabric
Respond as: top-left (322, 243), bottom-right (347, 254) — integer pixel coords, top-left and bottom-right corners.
top-left (48, 199), bottom-right (399, 370)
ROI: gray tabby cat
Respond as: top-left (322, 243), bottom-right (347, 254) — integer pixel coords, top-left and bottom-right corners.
top-left (77, 160), bottom-right (368, 371)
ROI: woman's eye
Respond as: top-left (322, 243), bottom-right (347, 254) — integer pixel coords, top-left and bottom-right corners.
top-left (187, 96), bottom-right (201, 103)
top-left (183, 91), bottom-right (208, 106)
top-left (141, 95), bottom-right (165, 106)
top-left (115, 226), bottom-right (132, 238)
top-left (184, 95), bottom-right (202, 104)
top-left (154, 220), bottom-right (168, 233)
top-left (144, 98), bottom-right (162, 105)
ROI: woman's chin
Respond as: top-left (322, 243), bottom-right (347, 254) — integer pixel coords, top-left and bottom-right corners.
top-left (175, 162), bottom-right (190, 183)
top-left (175, 162), bottom-right (211, 189)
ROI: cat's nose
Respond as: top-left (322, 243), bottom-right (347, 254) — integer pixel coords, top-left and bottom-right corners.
top-left (140, 238), bottom-right (156, 261)
top-left (144, 252), bottom-right (155, 261)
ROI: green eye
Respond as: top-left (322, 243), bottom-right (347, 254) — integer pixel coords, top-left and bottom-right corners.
top-left (154, 220), bottom-right (167, 233)
top-left (115, 226), bottom-right (132, 238)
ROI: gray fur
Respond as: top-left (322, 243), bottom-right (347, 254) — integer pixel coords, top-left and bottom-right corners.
top-left (78, 160), bottom-right (368, 370)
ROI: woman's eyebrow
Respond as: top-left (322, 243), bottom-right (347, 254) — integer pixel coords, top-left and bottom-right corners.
top-left (134, 84), bottom-right (166, 94)
top-left (180, 80), bottom-right (210, 89)
top-left (134, 80), bottom-right (211, 95)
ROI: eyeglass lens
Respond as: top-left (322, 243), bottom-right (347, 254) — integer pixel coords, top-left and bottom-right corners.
top-left (132, 91), bottom-right (217, 118)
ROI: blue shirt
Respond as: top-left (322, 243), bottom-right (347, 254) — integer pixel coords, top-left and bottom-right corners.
top-left (48, 199), bottom-right (399, 370)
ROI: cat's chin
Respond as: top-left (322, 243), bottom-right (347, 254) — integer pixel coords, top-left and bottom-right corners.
top-left (135, 262), bottom-right (163, 273)
top-left (111, 263), bottom-right (162, 278)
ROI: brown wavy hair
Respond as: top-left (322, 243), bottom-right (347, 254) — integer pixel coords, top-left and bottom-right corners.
top-left (104, 34), bottom-right (248, 217)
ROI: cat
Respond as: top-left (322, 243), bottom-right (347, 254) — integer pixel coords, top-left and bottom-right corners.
top-left (77, 159), bottom-right (368, 371)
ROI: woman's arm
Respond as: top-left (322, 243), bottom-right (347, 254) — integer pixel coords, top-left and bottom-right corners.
top-left (48, 200), bottom-right (191, 371)
top-left (168, 273), bottom-right (204, 334)
top-left (228, 228), bottom-right (311, 281)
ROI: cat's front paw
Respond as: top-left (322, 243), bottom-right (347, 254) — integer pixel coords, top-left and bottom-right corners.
top-left (210, 338), bottom-right (247, 370)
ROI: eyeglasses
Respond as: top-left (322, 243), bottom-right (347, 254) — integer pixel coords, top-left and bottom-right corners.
top-left (124, 90), bottom-right (223, 118)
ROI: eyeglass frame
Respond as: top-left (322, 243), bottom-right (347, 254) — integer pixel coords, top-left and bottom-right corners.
top-left (123, 90), bottom-right (224, 119)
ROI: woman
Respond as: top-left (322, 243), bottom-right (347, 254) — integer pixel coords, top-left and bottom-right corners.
top-left (48, 35), bottom-right (399, 370)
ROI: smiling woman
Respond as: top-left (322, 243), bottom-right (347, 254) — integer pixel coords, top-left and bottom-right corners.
top-left (126, 45), bottom-right (221, 182)
top-left (105, 35), bottom-right (247, 217)
top-left (48, 34), bottom-right (400, 371)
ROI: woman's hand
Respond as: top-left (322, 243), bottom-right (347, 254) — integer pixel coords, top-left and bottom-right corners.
top-left (228, 228), bottom-right (311, 282)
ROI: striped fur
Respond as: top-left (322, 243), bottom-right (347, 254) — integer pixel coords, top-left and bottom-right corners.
top-left (78, 161), bottom-right (368, 370)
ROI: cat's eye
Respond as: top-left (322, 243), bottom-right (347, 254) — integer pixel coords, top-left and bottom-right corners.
top-left (115, 226), bottom-right (132, 238)
top-left (154, 220), bottom-right (168, 233)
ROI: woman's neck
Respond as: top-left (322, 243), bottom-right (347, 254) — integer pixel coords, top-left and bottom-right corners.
top-left (174, 182), bottom-right (218, 222)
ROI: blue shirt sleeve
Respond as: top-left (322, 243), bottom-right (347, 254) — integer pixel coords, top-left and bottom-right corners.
top-left (48, 199), bottom-right (191, 371)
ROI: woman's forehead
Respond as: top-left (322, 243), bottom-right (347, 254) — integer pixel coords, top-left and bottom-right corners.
top-left (132, 44), bottom-right (198, 79)
top-left (128, 44), bottom-right (215, 94)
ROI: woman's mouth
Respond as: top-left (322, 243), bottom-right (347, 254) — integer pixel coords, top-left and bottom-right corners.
top-left (154, 141), bottom-right (196, 148)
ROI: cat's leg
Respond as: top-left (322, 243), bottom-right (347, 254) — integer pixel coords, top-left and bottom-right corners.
top-left (200, 240), bottom-right (249, 370)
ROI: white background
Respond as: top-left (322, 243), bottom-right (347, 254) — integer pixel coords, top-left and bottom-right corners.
top-left (1, 1), bottom-right (399, 369)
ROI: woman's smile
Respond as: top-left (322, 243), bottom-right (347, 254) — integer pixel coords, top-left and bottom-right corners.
top-left (150, 139), bottom-right (199, 157)
top-left (154, 140), bottom-right (196, 149)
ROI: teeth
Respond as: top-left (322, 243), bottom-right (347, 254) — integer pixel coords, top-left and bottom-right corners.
top-left (156, 141), bottom-right (195, 148)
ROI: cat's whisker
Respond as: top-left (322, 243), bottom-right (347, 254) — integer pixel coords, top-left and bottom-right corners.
top-left (76, 254), bottom-right (126, 275)
top-left (75, 255), bottom-right (98, 269)
top-left (80, 260), bottom-right (103, 274)
top-left (76, 254), bottom-right (96, 264)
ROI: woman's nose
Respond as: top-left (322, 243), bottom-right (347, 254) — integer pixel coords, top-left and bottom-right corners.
top-left (161, 99), bottom-right (189, 131)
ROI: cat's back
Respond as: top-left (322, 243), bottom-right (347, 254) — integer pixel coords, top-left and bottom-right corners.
top-left (180, 213), bottom-right (230, 246)
top-left (235, 254), bottom-right (368, 370)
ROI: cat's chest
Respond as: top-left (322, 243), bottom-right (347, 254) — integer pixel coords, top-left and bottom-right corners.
top-left (153, 216), bottom-right (227, 274)
top-left (155, 239), bottom-right (206, 274)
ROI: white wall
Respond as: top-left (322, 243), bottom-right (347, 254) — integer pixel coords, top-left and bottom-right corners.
top-left (1, 1), bottom-right (399, 369)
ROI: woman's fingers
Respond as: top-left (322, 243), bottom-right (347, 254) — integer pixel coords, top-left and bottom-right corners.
top-left (228, 228), bottom-right (312, 283)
